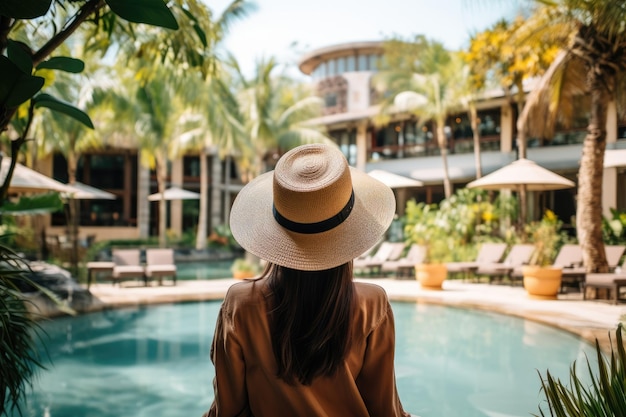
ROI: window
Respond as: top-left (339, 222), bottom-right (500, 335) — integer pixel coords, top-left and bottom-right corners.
top-left (183, 156), bottom-right (200, 177)
top-left (346, 56), bottom-right (355, 72)
top-left (368, 54), bottom-right (379, 71)
top-left (318, 62), bottom-right (327, 78)
top-left (312, 65), bottom-right (322, 80)
top-left (337, 57), bottom-right (345, 74)
top-left (328, 59), bottom-right (336, 77)
top-left (325, 93), bottom-right (338, 107)
top-left (358, 55), bottom-right (367, 71)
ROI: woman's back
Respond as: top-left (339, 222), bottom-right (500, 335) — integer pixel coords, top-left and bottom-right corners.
top-left (207, 278), bottom-right (406, 417)
top-left (204, 144), bottom-right (408, 417)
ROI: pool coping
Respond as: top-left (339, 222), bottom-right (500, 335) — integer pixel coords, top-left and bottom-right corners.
top-left (82, 278), bottom-right (626, 352)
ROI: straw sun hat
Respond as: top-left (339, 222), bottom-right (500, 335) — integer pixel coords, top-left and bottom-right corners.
top-left (229, 143), bottom-right (396, 271)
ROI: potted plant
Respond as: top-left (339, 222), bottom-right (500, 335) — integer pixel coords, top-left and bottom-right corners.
top-left (231, 258), bottom-right (260, 280)
top-left (404, 201), bottom-right (452, 290)
top-left (522, 210), bottom-right (565, 300)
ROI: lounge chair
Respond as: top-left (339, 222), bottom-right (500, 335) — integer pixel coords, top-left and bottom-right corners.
top-left (112, 249), bottom-right (146, 286)
top-left (145, 248), bottom-right (177, 286)
top-left (381, 243), bottom-right (428, 278)
top-left (477, 244), bottom-right (535, 285)
top-left (583, 260), bottom-right (626, 304)
top-left (550, 244), bottom-right (585, 291)
top-left (580, 246), bottom-right (626, 303)
top-left (445, 242), bottom-right (507, 281)
top-left (354, 241), bottom-right (404, 276)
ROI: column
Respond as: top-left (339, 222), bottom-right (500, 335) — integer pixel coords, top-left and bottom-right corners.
top-left (170, 157), bottom-right (183, 236)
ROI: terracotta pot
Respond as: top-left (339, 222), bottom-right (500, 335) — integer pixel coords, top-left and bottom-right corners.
top-left (415, 263), bottom-right (447, 290)
top-left (522, 266), bottom-right (562, 300)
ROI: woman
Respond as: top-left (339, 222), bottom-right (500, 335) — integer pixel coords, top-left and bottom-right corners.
top-left (204, 143), bottom-right (411, 417)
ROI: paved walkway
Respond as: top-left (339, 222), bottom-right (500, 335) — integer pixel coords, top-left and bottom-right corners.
top-left (86, 278), bottom-right (626, 351)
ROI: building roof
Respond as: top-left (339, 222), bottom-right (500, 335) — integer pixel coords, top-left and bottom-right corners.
top-left (366, 144), bottom-right (583, 185)
top-left (298, 41), bottom-right (383, 75)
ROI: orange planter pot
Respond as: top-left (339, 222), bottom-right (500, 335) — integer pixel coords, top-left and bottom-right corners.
top-left (522, 266), bottom-right (563, 300)
top-left (415, 263), bottom-right (447, 290)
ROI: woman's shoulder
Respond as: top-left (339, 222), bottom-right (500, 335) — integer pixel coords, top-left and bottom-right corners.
top-left (353, 282), bottom-right (391, 329)
top-left (222, 278), bottom-right (267, 311)
top-left (354, 281), bottom-right (389, 301)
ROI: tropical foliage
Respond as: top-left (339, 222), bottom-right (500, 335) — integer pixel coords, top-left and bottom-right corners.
top-left (535, 323), bottom-right (626, 417)
top-left (376, 36), bottom-right (469, 198)
top-left (0, 232), bottom-right (74, 416)
top-left (0, 0), bottom-right (220, 413)
top-left (402, 188), bottom-right (515, 263)
top-left (526, 210), bottom-right (569, 267)
top-left (515, 0), bottom-right (626, 273)
top-left (602, 209), bottom-right (626, 246)
top-left (464, 11), bottom-right (563, 158)
top-left (232, 57), bottom-right (331, 181)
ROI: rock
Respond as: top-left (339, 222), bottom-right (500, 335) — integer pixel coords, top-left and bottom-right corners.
top-left (19, 261), bottom-right (101, 317)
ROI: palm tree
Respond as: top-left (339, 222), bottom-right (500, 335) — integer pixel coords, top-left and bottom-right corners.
top-left (516, 0), bottom-right (626, 273)
top-left (171, 69), bottom-right (247, 250)
top-left (465, 14), bottom-right (563, 159)
top-left (232, 57), bottom-right (332, 181)
top-left (376, 37), bottom-right (469, 199)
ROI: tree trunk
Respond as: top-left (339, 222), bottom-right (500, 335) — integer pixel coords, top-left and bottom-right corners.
top-left (436, 122), bottom-right (452, 198)
top-left (223, 154), bottom-right (232, 225)
top-left (195, 147), bottom-right (209, 250)
top-left (577, 72), bottom-right (610, 273)
top-left (469, 103), bottom-right (482, 179)
top-left (67, 148), bottom-right (79, 275)
top-left (210, 151), bottom-right (222, 233)
top-left (515, 79), bottom-right (527, 159)
top-left (156, 156), bottom-right (167, 248)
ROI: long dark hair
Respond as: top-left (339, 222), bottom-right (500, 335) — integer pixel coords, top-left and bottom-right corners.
top-left (265, 261), bottom-right (356, 385)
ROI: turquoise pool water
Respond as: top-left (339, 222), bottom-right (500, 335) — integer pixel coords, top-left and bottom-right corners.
top-left (13, 301), bottom-right (595, 417)
top-left (176, 261), bottom-right (234, 280)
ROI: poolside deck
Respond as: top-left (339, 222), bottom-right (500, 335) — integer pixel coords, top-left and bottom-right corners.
top-left (86, 278), bottom-right (626, 352)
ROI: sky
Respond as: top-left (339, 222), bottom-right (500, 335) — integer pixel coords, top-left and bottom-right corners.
top-left (207, 0), bottom-right (528, 78)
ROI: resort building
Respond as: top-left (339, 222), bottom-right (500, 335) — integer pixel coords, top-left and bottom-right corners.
top-left (297, 41), bottom-right (626, 222)
top-left (45, 41), bottom-right (626, 245)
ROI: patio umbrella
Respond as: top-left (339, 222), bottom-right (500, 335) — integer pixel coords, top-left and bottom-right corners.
top-left (367, 169), bottom-right (424, 189)
top-left (466, 158), bottom-right (575, 226)
top-left (148, 187), bottom-right (200, 201)
top-left (466, 158), bottom-right (575, 191)
top-left (604, 149), bottom-right (626, 168)
top-left (63, 182), bottom-right (117, 200)
top-left (0, 157), bottom-right (74, 194)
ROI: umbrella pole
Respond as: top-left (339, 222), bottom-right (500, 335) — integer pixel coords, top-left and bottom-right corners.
top-left (519, 185), bottom-right (527, 235)
top-left (70, 198), bottom-right (79, 276)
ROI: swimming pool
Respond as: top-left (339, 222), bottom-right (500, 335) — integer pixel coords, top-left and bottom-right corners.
top-left (13, 301), bottom-right (595, 417)
top-left (176, 260), bottom-right (234, 280)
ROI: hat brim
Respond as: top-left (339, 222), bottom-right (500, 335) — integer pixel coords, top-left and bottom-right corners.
top-left (230, 167), bottom-right (396, 271)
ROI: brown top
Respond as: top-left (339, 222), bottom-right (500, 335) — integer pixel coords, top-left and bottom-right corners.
top-left (204, 278), bottom-right (409, 417)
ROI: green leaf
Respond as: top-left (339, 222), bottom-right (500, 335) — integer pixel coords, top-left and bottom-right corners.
top-left (0, 56), bottom-right (44, 108)
top-left (105, 0), bottom-right (178, 30)
top-left (33, 93), bottom-right (94, 129)
top-left (180, 7), bottom-right (207, 47)
top-left (0, 0), bottom-right (51, 19)
top-left (0, 193), bottom-right (64, 215)
top-left (7, 40), bottom-right (33, 74)
top-left (36, 57), bottom-right (85, 73)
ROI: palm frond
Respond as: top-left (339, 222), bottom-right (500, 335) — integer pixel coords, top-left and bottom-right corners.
top-left (0, 237), bottom-right (52, 416)
top-left (518, 51), bottom-right (587, 138)
top-left (534, 323), bottom-right (626, 417)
